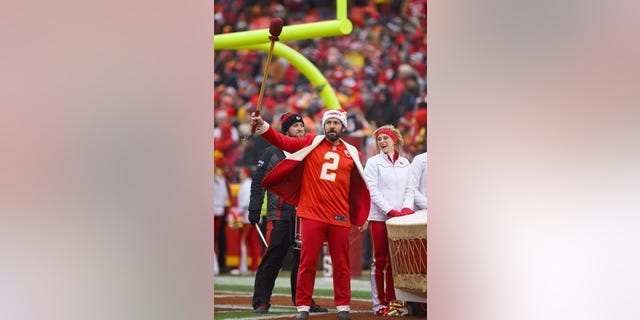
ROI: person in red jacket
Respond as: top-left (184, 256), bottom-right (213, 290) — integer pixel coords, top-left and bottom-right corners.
top-left (251, 109), bottom-right (370, 320)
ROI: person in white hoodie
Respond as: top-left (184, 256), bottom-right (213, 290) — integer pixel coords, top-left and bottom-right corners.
top-left (363, 125), bottom-right (416, 316)
top-left (213, 150), bottom-right (230, 276)
top-left (231, 166), bottom-right (261, 275)
top-left (409, 152), bottom-right (427, 210)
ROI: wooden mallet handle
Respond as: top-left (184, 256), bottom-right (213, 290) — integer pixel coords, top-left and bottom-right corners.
top-left (251, 18), bottom-right (284, 133)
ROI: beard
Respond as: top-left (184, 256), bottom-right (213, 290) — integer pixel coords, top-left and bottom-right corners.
top-left (325, 130), bottom-right (341, 142)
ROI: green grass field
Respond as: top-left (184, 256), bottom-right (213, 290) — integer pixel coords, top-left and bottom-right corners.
top-left (213, 271), bottom-right (373, 319)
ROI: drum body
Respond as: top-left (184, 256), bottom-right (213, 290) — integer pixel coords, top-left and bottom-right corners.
top-left (386, 210), bottom-right (427, 296)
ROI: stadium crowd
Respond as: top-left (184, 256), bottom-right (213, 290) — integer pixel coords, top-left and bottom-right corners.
top-left (214, 0), bottom-right (427, 275)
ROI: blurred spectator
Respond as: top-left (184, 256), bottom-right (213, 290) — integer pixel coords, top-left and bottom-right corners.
top-left (214, 150), bottom-right (231, 273)
top-left (230, 166), bottom-right (261, 275)
top-left (214, 111), bottom-right (240, 178)
top-left (403, 99), bottom-right (427, 155)
top-left (345, 107), bottom-right (372, 138)
top-left (403, 0), bottom-right (427, 31)
top-left (300, 108), bottom-right (318, 135)
top-left (396, 74), bottom-right (421, 118)
top-left (366, 86), bottom-right (398, 127)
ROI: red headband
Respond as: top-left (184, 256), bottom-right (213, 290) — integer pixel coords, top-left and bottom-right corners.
top-left (376, 128), bottom-right (398, 144)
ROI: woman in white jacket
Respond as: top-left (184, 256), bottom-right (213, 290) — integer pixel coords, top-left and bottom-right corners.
top-left (363, 125), bottom-right (416, 316)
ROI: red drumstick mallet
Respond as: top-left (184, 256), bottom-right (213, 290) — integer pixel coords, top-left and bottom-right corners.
top-left (251, 18), bottom-right (284, 133)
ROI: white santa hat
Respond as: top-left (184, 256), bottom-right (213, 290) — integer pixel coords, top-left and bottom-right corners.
top-left (321, 109), bottom-right (348, 128)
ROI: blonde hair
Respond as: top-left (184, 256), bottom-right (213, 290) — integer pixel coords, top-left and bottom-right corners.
top-left (373, 125), bottom-right (403, 152)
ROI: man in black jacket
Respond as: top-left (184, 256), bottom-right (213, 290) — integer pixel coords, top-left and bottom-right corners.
top-left (249, 112), bottom-right (328, 314)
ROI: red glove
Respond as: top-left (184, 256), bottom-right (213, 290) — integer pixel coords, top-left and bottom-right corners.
top-left (388, 208), bottom-right (415, 217)
top-left (401, 207), bottom-right (414, 215)
top-left (387, 209), bottom-right (401, 217)
top-left (387, 209), bottom-right (404, 217)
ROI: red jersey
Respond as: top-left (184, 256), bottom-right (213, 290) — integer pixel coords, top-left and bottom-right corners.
top-left (296, 139), bottom-right (355, 227)
top-left (259, 125), bottom-right (371, 226)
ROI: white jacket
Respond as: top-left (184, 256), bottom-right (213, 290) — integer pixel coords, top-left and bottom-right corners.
top-left (213, 172), bottom-right (228, 216)
top-left (237, 177), bottom-right (252, 223)
top-left (410, 152), bottom-right (427, 209)
top-left (364, 151), bottom-right (416, 222)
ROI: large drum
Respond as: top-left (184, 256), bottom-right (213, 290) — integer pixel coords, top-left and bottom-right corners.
top-left (386, 209), bottom-right (427, 298)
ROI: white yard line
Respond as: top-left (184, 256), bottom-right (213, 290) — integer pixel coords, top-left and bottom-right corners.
top-left (214, 275), bottom-right (371, 291)
top-left (214, 292), bottom-right (372, 303)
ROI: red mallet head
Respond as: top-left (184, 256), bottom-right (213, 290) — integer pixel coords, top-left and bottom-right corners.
top-left (269, 18), bottom-right (284, 37)
top-left (268, 18), bottom-right (284, 41)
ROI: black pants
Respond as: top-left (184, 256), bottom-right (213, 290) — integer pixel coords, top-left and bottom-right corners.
top-left (216, 209), bottom-right (228, 270)
top-left (252, 214), bottom-right (300, 309)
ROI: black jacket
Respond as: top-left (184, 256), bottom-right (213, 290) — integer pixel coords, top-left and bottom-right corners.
top-left (248, 145), bottom-right (297, 221)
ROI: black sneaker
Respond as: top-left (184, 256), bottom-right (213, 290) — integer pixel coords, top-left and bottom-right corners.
top-left (295, 311), bottom-right (309, 320)
top-left (254, 303), bottom-right (269, 313)
top-left (310, 303), bottom-right (328, 313)
top-left (337, 310), bottom-right (351, 320)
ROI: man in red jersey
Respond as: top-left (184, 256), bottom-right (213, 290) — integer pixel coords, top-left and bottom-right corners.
top-left (251, 109), bottom-right (370, 320)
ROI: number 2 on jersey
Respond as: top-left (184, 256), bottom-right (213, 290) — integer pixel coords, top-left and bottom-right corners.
top-left (319, 152), bottom-right (339, 181)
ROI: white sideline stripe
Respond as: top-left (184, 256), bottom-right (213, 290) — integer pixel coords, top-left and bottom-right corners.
top-left (214, 293), bottom-right (373, 303)
top-left (216, 304), bottom-right (373, 311)
top-left (215, 275), bottom-right (371, 291)
top-left (215, 293), bottom-right (252, 298)
top-left (214, 311), bottom-right (298, 320)
top-left (215, 304), bottom-right (293, 311)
